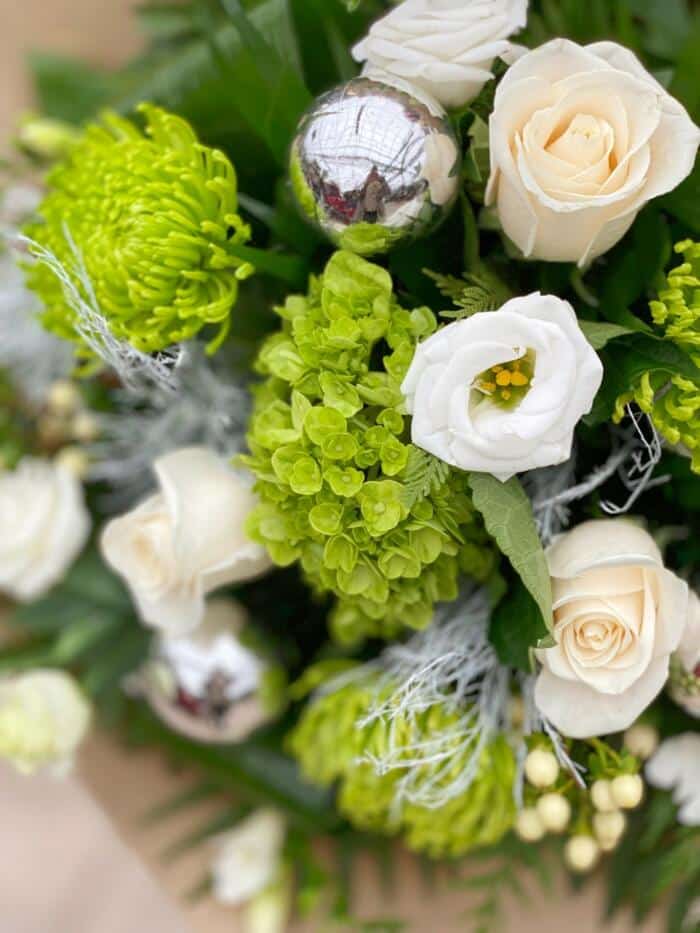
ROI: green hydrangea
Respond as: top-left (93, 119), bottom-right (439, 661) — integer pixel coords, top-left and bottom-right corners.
top-left (243, 250), bottom-right (495, 642)
top-left (24, 104), bottom-right (254, 358)
top-left (288, 676), bottom-right (516, 857)
top-left (615, 240), bottom-right (700, 472)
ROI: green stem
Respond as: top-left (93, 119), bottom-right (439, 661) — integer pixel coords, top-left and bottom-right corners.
top-left (228, 243), bottom-right (308, 288)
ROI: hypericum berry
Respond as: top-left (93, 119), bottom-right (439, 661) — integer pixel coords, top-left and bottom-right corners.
top-left (71, 412), bottom-right (100, 444)
top-left (593, 810), bottom-right (626, 847)
top-left (536, 793), bottom-right (571, 833)
top-left (565, 836), bottom-right (600, 873)
top-left (611, 774), bottom-right (644, 810)
top-left (591, 779), bottom-right (616, 813)
top-left (46, 379), bottom-right (81, 416)
top-left (515, 808), bottom-right (545, 842)
top-left (524, 749), bottom-right (559, 788)
top-left (624, 724), bottom-right (659, 760)
top-left (55, 446), bottom-right (89, 480)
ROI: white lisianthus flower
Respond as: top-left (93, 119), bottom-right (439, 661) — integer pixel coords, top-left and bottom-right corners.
top-left (0, 670), bottom-right (91, 775)
top-left (486, 39), bottom-right (700, 266)
top-left (211, 809), bottom-right (286, 906)
top-left (101, 447), bottom-right (272, 635)
top-left (535, 520), bottom-right (689, 738)
top-left (0, 458), bottom-right (90, 601)
top-left (401, 293), bottom-right (602, 481)
top-left (646, 734), bottom-right (700, 826)
top-left (352, 0), bottom-right (528, 110)
top-left (669, 589), bottom-right (700, 718)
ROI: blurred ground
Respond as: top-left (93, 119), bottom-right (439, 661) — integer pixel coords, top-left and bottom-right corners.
top-left (0, 2), bottom-right (664, 931)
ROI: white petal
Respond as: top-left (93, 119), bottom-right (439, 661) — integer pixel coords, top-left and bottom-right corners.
top-left (535, 655), bottom-right (670, 738)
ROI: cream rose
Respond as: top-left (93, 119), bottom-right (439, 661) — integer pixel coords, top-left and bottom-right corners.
top-left (352, 0), bottom-right (528, 110)
top-left (0, 458), bottom-right (90, 601)
top-left (669, 589), bottom-right (700, 718)
top-left (101, 447), bottom-right (271, 634)
top-left (646, 734), bottom-right (700, 826)
top-left (0, 670), bottom-right (91, 775)
top-left (535, 520), bottom-right (689, 738)
top-left (211, 809), bottom-right (286, 906)
top-left (401, 292), bottom-right (602, 481)
top-left (486, 39), bottom-right (700, 266)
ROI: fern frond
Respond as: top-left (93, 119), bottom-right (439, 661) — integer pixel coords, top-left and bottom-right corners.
top-left (400, 446), bottom-right (450, 509)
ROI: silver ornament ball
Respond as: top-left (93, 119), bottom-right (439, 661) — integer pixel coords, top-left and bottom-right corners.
top-left (141, 599), bottom-right (277, 744)
top-left (290, 76), bottom-right (462, 255)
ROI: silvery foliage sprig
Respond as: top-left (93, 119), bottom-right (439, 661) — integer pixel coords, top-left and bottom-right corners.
top-left (321, 588), bottom-right (584, 813)
top-left (525, 407), bottom-right (666, 545)
top-left (0, 187), bottom-right (73, 405)
top-left (88, 343), bottom-right (251, 506)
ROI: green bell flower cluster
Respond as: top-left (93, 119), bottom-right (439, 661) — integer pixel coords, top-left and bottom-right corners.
top-left (615, 240), bottom-right (700, 472)
top-left (243, 250), bottom-right (495, 642)
top-left (24, 104), bottom-right (253, 359)
top-left (288, 676), bottom-right (516, 858)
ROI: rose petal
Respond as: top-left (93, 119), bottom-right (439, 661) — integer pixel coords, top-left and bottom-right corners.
top-left (535, 655), bottom-right (670, 737)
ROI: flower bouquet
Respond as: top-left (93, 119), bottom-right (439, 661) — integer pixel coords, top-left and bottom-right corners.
top-left (1, 0), bottom-right (699, 930)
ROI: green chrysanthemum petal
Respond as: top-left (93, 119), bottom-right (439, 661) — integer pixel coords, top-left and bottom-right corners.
top-left (24, 104), bottom-right (253, 356)
top-left (288, 677), bottom-right (516, 857)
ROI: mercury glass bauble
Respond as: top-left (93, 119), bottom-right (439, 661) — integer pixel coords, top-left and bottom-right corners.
top-left (290, 76), bottom-right (461, 255)
top-left (141, 598), bottom-right (275, 744)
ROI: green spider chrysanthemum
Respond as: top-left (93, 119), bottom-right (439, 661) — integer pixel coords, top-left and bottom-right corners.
top-left (243, 250), bottom-right (495, 643)
top-left (24, 104), bottom-right (253, 357)
top-left (615, 240), bottom-right (700, 472)
top-left (288, 676), bottom-right (516, 858)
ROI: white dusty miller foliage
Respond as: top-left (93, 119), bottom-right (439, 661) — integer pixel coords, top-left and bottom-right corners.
top-left (525, 407), bottom-right (665, 545)
top-left (89, 343), bottom-right (251, 504)
top-left (0, 242), bottom-right (72, 405)
top-left (322, 589), bottom-right (586, 811)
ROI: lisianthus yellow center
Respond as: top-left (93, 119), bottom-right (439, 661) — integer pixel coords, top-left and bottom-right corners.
top-left (474, 350), bottom-right (535, 408)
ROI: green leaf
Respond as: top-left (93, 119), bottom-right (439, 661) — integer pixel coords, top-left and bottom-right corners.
top-left (468, 474), bottom-right (553, 632)
top-left (597, 206), bottom-right (671, 330)
top-left (28, 52), bottom-right (118, 124)
top-left (217, 0), bottom-right (311, 165)
top-left (578, 320), bottom-right (634, 350)
top-left (662, 160), bottom-right (700, 235)
top-left (669, 16), bottom-right (700, 122)
top-left (489, 582), bottom-right (550, 671)
top-left (400, 446), bottom-right (450, 509)
top-left (587, 332), bottom-right (700, 424)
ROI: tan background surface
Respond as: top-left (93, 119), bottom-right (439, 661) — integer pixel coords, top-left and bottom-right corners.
top-left (0, 2), bottom-right (663, 931)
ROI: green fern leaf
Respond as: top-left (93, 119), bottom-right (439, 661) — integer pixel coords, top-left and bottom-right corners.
top-left (400, 446), bottom-right (451, 509)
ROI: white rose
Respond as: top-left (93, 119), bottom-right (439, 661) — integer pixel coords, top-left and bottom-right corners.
top-left (0, 670), bottom-right (91, 775)
top-left (486, 39), bottom-right (700, 266)
top-left (646, 734), bottom-right (700, 826)
top-left (535, 520), bottom-right (689, 738)
top-left (0, 458), bottom-right (90, 601)
top-left (101, 447), bottom-right (272, 634)
top-left (669, 589), bottom-right (700, 718)
top-left (401, 292), bottom-right (602, 481)
top-left (211, 809), bottom-right (286, 906)
top-left (352, 0), bottom-right (528, 110)
top-left (145, 598), bottom-right (274, 743)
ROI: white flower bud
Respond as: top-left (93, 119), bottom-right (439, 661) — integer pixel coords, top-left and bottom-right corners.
top-left (593, 810), bottom-right (626, 846)
top-left (71, 412), bottom-right (100, 443)
top-left (47, 379), bottom-right (81, 416)
top-left (55, 446), bottom-right (90, 480)
top-left (524, 749), bottom-right (559, 788)
top-left (624, 724), bottom-right (659, 760)
top-left (514, 808), bottom-right (545, 842)
top-left (591, 779), bottom-right (616, 813)
top-left (565, 836), bottom-right (600, 874)
top-left (536, 793), bottom-right (571, 833)
top-left (611, 774), bottom-right (644, 810)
